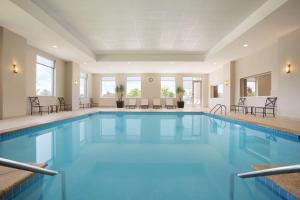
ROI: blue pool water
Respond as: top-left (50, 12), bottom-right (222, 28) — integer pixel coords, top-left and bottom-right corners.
top-left (0, 112), bottom-right (299, 200)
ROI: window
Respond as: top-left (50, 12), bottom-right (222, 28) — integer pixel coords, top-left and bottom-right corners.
top-left (36, 55), bottom-right (55, 96)
top-left (80, 72), bottom-right (88, 97)
top-left (183, 77), bottom-right (193, 103)
top-left (161, 76), bottom-right (176, 98)
top-left (240, 72), bottom-right (271, 97)
top-left (210, 84), bottom-right (223, 98)
top-left (126, 76), bottom-right (141, 97)
top-left (101, 76), bottom-right (116, 98)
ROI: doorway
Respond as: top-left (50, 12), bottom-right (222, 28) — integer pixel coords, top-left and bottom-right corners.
top-left (192, 80), bottom-right (201, 106)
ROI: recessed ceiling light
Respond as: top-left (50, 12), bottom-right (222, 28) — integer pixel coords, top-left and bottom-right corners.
top-left (127, 62), bottom-right (131, 64)
top-left (243, 44), bottom-right (249, 47)
top-left (83, 62), bottom-right (87, 65)
top-left (213, 62), bottom-right (217, 65)
top-left (52, 45), bottom-right (57, 48)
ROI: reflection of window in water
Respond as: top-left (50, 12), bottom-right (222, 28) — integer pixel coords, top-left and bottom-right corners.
top-left (100, 118), bottom-right (116, 137)
top-left (36, 132), bottom-right (53, 163)
top-left (182, 115), bottom-right (201, 138)
top-left (160, 119), bottom-right (176, 138)
top-left (80, 122), bottom-right (86, 145)
top-left (126, 119), bottom-right (141, 138)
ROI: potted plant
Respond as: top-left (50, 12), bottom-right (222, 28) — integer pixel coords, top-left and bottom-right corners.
top-left (176, 86), bottom-right (185, 108)
top-left (115, 84), bottom-right (125, 108)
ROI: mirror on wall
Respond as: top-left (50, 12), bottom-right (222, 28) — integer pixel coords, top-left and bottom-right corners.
top-left (210, 84), bottom-right (224, 98)
top-left (240, 72), bottom-right (271, 97)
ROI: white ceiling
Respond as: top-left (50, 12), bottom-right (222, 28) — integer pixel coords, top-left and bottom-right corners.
top-left (1, 0), bottom-right (299, 73)
top-left (32, 0), bottom-right (266, 54)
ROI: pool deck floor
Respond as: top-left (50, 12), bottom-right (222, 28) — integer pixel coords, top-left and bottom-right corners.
top-left (0, 107), bottom-right (300, 136)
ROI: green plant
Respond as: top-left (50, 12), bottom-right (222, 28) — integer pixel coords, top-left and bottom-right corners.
top-left (115, 84), bottom-right (125, 101)
top-left (160, 86), bottom-right (174, 97)
top-left (176, 86), bottom-right (185, 102)
top-left (127, 88), bottom-right (141, 97)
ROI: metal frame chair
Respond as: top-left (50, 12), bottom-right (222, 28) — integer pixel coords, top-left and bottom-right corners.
top-left (29, 97), bottom-right (50, 115)
top-left (58, 97), bottom-right (72, 111)
top-left (230, 97), bottom-right (246, 113)
top-left (255, 97), bottom-right (277, 117)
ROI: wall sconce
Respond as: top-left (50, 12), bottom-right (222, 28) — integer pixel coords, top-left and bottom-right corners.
top-left (285, 64), bottom-right (291, 74)
top-left (224, 80), bottom-right (229, 86)
top-left (12, 64), bottom-right (18, 74)
top-left (74, 80), bottom-right (78, 85)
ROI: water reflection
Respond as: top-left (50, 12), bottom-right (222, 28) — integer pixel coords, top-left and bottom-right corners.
top-left (36, 131), bottom-right (53, 163)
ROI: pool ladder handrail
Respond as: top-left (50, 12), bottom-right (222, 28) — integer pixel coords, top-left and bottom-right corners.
top-left (0, 157), bottom-right (58, 176)
top-left (238, 164), bottom-right (300, 178)
top-left (209, 104), bottom-right (227, 115)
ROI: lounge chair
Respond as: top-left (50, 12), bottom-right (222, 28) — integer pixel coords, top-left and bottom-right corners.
top-left (255, 97), bottom-right (277, 117)
top-left (58, 97), bottom-right (72, 111)
top-left (29, 97), bottom-right (50, 115)
top-left (79, 99), bottom-right (90, 109)
top-left (153, 98), bottom-right (162, 109)
top-left (230, 97), bottom-right (246, 113)
top-left (126, 99), bottom-right (137, 109)
top-left (90, 98), bottom-right (99, 108)
top-left (140, 98), bottom-right (149, 109)
top-left (165, 98), bottom-right (176, 109)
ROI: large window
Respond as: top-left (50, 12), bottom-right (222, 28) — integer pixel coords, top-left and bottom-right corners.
top-left (183, 77), bottom-right (193, 103)
top-left (126, 76), bottom-right (141, 97)
top-left (240, 72), bottom-right (271, 97)
top-left (80, 72), bottom-right (88, 97)
top-left (36, 55), bottom-right (55, 96)
top-left (160, 76), bottom-right (176, 98)
top-left (101, 76), bottom-right (116, 98)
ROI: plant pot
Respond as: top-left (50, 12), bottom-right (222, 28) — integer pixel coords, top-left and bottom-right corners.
top-left (177, 101), bottom-right (184, 108)
top-left (116, 101), bottom-right (124, 108)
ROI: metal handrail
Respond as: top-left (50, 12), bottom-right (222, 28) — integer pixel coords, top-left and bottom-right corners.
top-left (0, 157), bottom-right (58, 176)
top-left (238, 164), bottom-right (300, 178)
top-left (209, 104), bottom-right (227, 115)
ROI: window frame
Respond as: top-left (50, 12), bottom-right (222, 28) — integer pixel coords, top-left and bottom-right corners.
top-left (101, 76), bottom-right (116, 98)
top-left (160, 76), bottom-right (176, 98)
top-left (126, 76), bottom-right (142, 98)
top-left (36, 55), bottom-right (55, 96)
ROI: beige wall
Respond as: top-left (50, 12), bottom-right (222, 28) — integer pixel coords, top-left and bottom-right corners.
top-left (277, 28), bottom-right (300, 118)
top-left (65, 62), bottom-right (80, 110)
top-left (26, 46), bottom-right (67, 113)
top-left (208, 62), bottom-right (233, 109)
top-left (92, 73), bottom-right (208, 107)
top-left (209, 28), bottom-right (300, 119)
top-left (0, 27), bottom-right (27, 119)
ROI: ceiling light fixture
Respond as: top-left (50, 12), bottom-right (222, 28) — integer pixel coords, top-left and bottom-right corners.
top-left (213, 62), bottom-right (217, 65)
top-left (243, 44), bottom-right (248, 47)
top-left (52, 45), bottom-right (58, 48)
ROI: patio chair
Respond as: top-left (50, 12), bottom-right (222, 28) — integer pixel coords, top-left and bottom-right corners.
top-left (90, 98), bottom-right (99, 108)
top-left (58, 97), bottom-right (72, 111)
top-left (126, 99), bottom-right (137, 109)
top-left (79, 98), bottom-right (90, 109)
top-left (255, 97), bottom-right (277, 117)
top-left (165, 98), bottom-right (176, 109)
top-left (29, 97), bottom-right (50, 115)
top-left (230, 97), bottom-right (246, 113)
top-left (140, 98), bottom-right (149, 109)
top-left (153, 98), bottom-right (162, 109)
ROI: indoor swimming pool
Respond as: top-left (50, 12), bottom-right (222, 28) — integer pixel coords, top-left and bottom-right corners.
top-left (0, 112), bottom-right (299, 200)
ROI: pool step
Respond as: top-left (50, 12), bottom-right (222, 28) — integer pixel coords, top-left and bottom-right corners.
top-left (0, 163), bottom-right (46, 199)
top-left (253, 165), bottom-right (300, 200)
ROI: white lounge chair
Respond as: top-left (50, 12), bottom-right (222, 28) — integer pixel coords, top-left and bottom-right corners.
top-left (165, 98), bottom-right (176, 109)
top-left (126, 99), bottom-right (137, 109)
top-left (140, 98), bottom-right (149, 109)
top-left (153, 98), bottom-right (162, 109)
